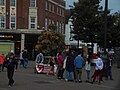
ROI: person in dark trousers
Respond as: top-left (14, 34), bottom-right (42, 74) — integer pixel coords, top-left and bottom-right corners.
top-left (57, 52), bottom-right (63, 79)
top-left (65, 51), bottom-right (74, 81)
top-left (85, 55), bottom-right (91, 82)
top-left (22, 50), bottom-right (29, 68)
top-left (4, 52), bottom-right (18, 87)
top-left (106, 53), bottom-right (114, 80)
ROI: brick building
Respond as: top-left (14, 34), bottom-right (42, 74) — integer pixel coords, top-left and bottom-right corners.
top-left (0, 0), bottom-right (66, 59)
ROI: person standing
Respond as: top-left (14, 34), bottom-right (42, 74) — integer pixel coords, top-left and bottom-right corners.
top-left (85, 55), bottom-right (91, 82)
top-left (74, 52), bottom-right (84, 83)
top-left (57, 52), bottom-right (63, 79)
top-left (47, 56), bottom-right (55, 75)
top-left (19, 50), bottom-right (24, 67)
top-left (22, 50), bottom-right (29, 68)
top-left (106, 53), bottom-right (114, 80)
top-left (0, 53), bottom-right (5, 72)
top-left (35, 52), bottom-right (44, 64)
top-left (91, 54), bottom-right (103, 84)
top-left (4, 52), bottom-right (18, 87)
top-left (65, 52), bottom-right (74, 81)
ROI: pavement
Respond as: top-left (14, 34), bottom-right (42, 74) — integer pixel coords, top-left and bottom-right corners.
top-left (0, 61), bottom-right (120, 90)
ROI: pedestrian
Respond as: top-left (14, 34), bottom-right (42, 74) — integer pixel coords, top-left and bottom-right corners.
top-left (35, 52), bottom-right (44, 64)
top-left (61, 49), bottom-right (68, 79)
top-left (22, 49), bottom-right (29, 68)
top-left (19, 50), bottom-right (24, 67)
top-left (46, 56), bottom-right (55, 75)
top-left (74, 52), bottom-right (84, 83)
top-left (71, 51), bottom-right (76, 81)
top-left (0, 53), bottom-right (5, 72)
top-left (91, 54), bottom-right (103, 85)
top-left (65, 52), bottom-right (74, 81)
top-left (4, 52), bottom-right (18, 87)
top-left (85, 55), bottom-right (91, 82)
top-left (106, 53), bottom-right (114, 80)
top-left (57, 52), bottom-right (63, 79)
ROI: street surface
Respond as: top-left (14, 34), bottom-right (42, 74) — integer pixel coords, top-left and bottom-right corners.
top-left (0, 61), bottom-right (120, 90)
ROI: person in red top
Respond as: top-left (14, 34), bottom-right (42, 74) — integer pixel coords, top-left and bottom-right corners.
top-left (57, 52), bottom-right (63, 79)
top-left (0, 53), bottom-right (5, 72)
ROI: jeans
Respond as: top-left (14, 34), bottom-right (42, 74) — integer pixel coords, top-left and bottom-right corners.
top-left (86, 70), bottom-right (90, 80)
top-left (108, 66), bottom-right (113, 79)
top-left (66, 70), bottom-right (73, 80)
top-left (24, 58), bottom-right (28, 68)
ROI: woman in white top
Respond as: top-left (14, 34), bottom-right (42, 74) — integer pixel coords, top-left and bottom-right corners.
top-left (85, 55), bottom-right (91, 82)
top-left (91, 54), bottom-right (103, 84)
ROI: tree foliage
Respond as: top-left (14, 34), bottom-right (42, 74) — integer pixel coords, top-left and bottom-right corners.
top-left (71, 0), bottom-right (103, 43)
top-left (35, 31), bottom-right (65, 56)
top-left (70, 0), bottom-right (120, 48)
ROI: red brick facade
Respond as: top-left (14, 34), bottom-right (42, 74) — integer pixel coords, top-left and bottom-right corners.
top-left (4, 0), bottom-right (66, 34)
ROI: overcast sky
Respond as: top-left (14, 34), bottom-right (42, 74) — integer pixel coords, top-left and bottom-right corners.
top-left (66, 0), bottom-right (120, 13)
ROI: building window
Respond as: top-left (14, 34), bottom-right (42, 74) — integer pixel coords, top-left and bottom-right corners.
top-left (62, 22), bottom-right (64, 34)
top-left (30, 17), bottom-right (36, 29)
top-left (56, 21), bottom-right (59, 32)
top-left (0, 16), bottom-right (5, 29)
top-left (57, 7), bottom-right (59, 14)
top-left (48, 19), bottom-right (51, 25)
top-left (52, 4), bottom-right (55, 13)
top-left (62, 9), bottom-right (64, 17)
top-left (30, 0), bottom-right (36, 7)
top-left (45, 18), bottom-right (48, 30)
top-left (10, 0), bottom-right (15, 6)
top-left (45, 1), bottom-right (48, 10)
top-left (49, 3), bottom-right (51, 11)
top-left (10, 16), bottom-right (16, 29)
top-left (0, 0), bottom-right (5, 6)
top-left (59, 22), bottom-right (61, 33)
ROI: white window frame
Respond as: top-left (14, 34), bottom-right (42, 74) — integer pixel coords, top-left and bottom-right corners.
top-left (30, 17), bottom-right (36, 29)
top-left (62, 22), bottom-right (64, 34)
top-left (0, 16), bottom-right (5, 29)
top-left (10, 16), bottom-right (16, 29)
top-left (56, 21), bottom-right (59, 32)
top-left (10, 0), bottom-right (15, 6)
top-left (45, 18), bottom-right (48, 30)
top-left (30, 0), bottom-right (36, 7)
top-left (59, 22), bottom-right (62, 33)
top-left (45, 1), bottom-right (48, 10)
top-left (49, 3), bottom-right (51, 11)
top-left (0, 0), bottom-right (5, 6)
top-left (52, 4), bottom-right (55, 13)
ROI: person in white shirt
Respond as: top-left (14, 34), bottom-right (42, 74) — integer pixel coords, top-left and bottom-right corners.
top-left (19, 50), bottom-right (24, 67)
top-left (91, 54), bottom-right (103, 84)
top-left (85, 55), bottom-right (91, 82)
top-left (35, 52), bottom-right (44, 64)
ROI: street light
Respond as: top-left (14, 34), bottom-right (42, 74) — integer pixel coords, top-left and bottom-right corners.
top-left (104, 0), bottom-right (108, 53)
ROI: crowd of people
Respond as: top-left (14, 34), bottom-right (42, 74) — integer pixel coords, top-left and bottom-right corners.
top-left (35, 49), bottom-right (114, 85)
top-left (0, 49), bottom-right (114, 87)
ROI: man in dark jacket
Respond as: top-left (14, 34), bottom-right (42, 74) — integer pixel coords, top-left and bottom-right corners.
top-left (5, 52), bottom-right (18, 87)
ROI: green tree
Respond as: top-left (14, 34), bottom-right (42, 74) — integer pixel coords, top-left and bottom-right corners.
top-left (97, 11), bottom-right (120, 48)
top-left (35, 31), bottom-right (65, 56)
top-left (107, 12), bottom-right (120, 48)
top-left (70, 0), bottom-right (103, 53)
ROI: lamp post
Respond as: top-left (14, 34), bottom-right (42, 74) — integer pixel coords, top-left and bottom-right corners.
top-left (104, 0), bottom-right (108, 53)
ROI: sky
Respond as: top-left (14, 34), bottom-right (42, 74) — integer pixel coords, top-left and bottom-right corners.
top-left (65, 0), bottom-right (120, 13)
